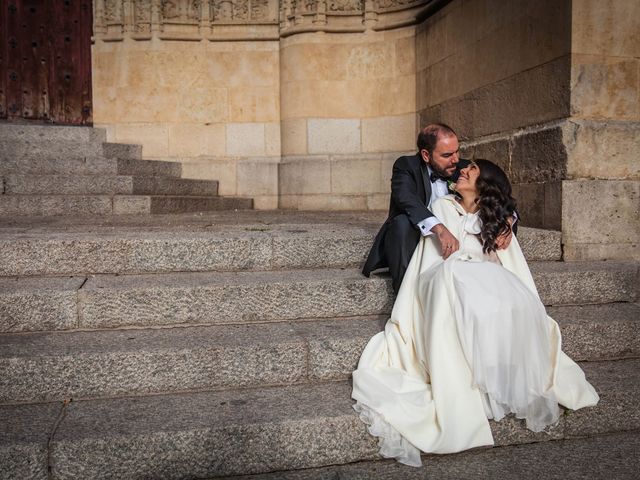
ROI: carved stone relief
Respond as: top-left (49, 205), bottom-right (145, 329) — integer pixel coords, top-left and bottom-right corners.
top-left (161, 0), bottom-right (201, 21)
top-left (134, 0), bottom-right (152, 32)
top-left (212, 0), bottom-right (257, 22)
top-left (377, 0), bottom-right (417, 9)
top-left (251, 0), bottom-right (271, 19)
top-left (104, 0), bottom-right (123, 22)
top-left (94, 0), bottom-right (429, 40)
top-left (327, 0), bottom-right (362, 12)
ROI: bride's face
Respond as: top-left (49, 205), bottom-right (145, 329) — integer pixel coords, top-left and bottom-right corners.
top-left (455, 162), bottom-right (480, 195)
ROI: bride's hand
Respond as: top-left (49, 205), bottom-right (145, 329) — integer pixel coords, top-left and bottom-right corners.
top-left (495, 220), bottom-right (514, 250)
top-left (432, 224), bottom-right (459, 259)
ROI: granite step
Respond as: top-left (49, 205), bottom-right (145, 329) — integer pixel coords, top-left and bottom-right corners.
top-left (0, 225), bottom-right (560, 277)
top-left (1, 304), bottom-right (637, 404)
top-left (0, 194), bottom-right (252, 217)
top-left (0, 155), bottom-right (181, 177)
top-left (0, 123), bottom-right (106, 143)
top-left (1, 359), bottom-right (637, 479)
top-left (0, 263), bottom-right (637, 333)
top-left (2, 175), bottom-right (218, 196)
top-left (0, 139), bottom-right (142, 161)
top-left (0, 139), bottom-right (104, 159)
top-left (222, 431), bottom-right (640, 480)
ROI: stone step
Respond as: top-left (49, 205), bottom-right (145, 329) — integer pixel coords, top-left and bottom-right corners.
top-left (0, 224), bottom-right (560, 277)
top-left (0, 263), bottom-right (636, 333)
top-left (1, 303), bottom-right (637, 404)
top-left (1, 359), bottom-right (637, 479)
top-left (116, 158), bottom-right (182, 177)
top-left (0, 194), bottom-right (252, 217)
top-left (222, 431), bottom-right (640, 480)
top-left (0, 155), bottom-right (181, 177)
top-left (0, 139), bottom-right (142, 161)
top-left (0, 123), bottom-right (106, 143)
top-left (2, 174), bottom-right (218, 196)
top-left (0, 139), bottom-right (104, 159)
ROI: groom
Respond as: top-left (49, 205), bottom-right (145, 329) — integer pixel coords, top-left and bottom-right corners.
top-left (362, 123), bottom-right (512, 293)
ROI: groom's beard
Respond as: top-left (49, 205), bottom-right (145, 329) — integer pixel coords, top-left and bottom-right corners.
top-left (431, 163), bottom-right (454, 179)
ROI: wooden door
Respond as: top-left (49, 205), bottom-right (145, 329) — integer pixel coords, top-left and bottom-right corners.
top-left (0, 0), bottom-right (93, 125)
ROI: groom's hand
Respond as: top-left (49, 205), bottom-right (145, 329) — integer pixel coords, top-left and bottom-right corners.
top-left (432, 224), bottom-right (459, 259)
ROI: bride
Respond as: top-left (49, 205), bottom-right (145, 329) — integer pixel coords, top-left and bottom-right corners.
top-left (352, 159), bottom-right (599, 467)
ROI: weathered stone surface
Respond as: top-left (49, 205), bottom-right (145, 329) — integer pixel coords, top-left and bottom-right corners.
top-left (570, 57), bottom-right (640, 122)
top-left (510, 126), bottom-right (567, 183)
top-left (76, 261), bottom-right (636, 330)
top-left (49, 383), bottom-right (378, 479)
top-left (77, 269), bottom-right (394, 329)
top-left (562, 179), bottom-right (640, 261)
top-left (147, 195), bottom-right (253, 214)
top-left (0, 276), bottom-right (83, 332)
top-left (514, 226), bottom-right (561, 260)
top-left (4, 174), bottom-right (133, 195)
top-left (511, 183), bottom-right (545, 228)
top-left (423, 57), bottom-right (571, 139)
top-left (462, 139), bottom-right (510, 174)
top-left (0, 124), bottom-right (106, 143)
top-left (298, 317), bottom-right (385, 382)
top-left (0, 402), bottom-right (62, 480)
top-left (0, 195), bottom-right (113, 217)
top-left (131, 177), bottom-right (219, 196)
top-left (37, 359), bottom-right (640, 479)
top-left (0, 155), bottom-right (118, 176)
top-left (2, 300), bottom-right (636, 403)
top-left (566, 359), bottom-right (640, 437)
top-left (308, 119), bottom-right (361, 155)
top-left (225, 431), bottom-right (640, 480)
top-left (0, 321), bottom-right (309, 403)
top-left (101, 142), bottom-right (142, 160)
top-left (563, 120), bottom-right (640, 179)
top-left (529, 261), bottom-right (638, 305)
top-left (549, 303), bottom-right (640, 361)
top-left (116, 158), bottom-right (182, 177)
top-left (0, 140), bottom-right (102, 160)
top-left (0, 219), bottom-right (560, 276)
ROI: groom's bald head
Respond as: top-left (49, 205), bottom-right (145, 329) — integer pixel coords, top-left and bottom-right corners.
top-left (417, 123), bottom-right (457, 156)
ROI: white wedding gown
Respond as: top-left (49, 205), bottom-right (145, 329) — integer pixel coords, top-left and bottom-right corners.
top-left (352, 195), bottom-right (599, 466)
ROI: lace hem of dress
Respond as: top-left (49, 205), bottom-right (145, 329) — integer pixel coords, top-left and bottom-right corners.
top-left (353, 401), bottom-right (423, 467)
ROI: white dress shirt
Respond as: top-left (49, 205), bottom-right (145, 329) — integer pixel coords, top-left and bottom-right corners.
top-left (417, 166), bottom-right (448, 237)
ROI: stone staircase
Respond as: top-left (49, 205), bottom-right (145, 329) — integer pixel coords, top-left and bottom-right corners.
top-left (0, 211), bottom-right (638, 479)
top-left (0, 124), bottom-right (252, 216)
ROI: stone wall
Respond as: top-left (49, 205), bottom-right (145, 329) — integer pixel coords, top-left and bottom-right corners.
top-left (92, 0), bottom-right (431, 209)
top-left (562, 0), bottom-right (640, 261)
top-left (279, 27), bottom-right (417, 210)
top-left (416, 0), bottom-right (573, 230)
top-left (415, 0), bottom-right (639, 261)
top-left (92, 0), bottom-right (282, 208)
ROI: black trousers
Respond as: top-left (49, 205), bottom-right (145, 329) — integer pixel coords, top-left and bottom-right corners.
top-left (383, 214), bottom-right (421, 293)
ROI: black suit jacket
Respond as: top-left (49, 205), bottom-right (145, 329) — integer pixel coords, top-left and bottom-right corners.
top-left (362, 153), bottom-right (469, 276)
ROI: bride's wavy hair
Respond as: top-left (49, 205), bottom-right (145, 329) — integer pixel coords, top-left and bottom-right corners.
top-left (473, 159), bottom-right (517, 254)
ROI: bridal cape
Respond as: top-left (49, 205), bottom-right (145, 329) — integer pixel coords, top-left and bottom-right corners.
top-left (351, 195), bottom-right (599, 466)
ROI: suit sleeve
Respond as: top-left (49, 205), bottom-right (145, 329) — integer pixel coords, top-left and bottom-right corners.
top-left (390, 158), bottom-right (434, 227)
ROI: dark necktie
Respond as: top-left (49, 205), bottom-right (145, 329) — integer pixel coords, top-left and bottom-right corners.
top-left (429, 171), bottom-right (447, 183)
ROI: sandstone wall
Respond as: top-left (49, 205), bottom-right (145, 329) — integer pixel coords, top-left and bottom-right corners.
top-left (279, 27), bottom-right (417, 210)
top-left (93, 39), bottom-right (281, 208)
top-left (562, 0), bottom-right (640, 261)
top-left (416, 0), bottom-right (573, 230)
top-left (92, 0), bottom-right (429, 210)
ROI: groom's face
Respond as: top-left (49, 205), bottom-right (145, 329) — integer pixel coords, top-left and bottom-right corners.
top-left (422, 134), bottom-right (460, 178)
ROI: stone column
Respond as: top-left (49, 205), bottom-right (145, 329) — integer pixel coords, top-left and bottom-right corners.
top-left (560, 0), bottom-right (640, 261)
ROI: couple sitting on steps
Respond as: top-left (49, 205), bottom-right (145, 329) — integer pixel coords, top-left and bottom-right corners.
top-left (352, 123), bottom-right (599, 466)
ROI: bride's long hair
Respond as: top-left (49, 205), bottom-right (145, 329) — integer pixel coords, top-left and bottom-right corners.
top-left (474, 159), bottom-right (517, 253)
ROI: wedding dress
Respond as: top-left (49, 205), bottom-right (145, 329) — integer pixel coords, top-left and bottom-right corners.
top-left (352, 195), bottom-right (599, 467)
